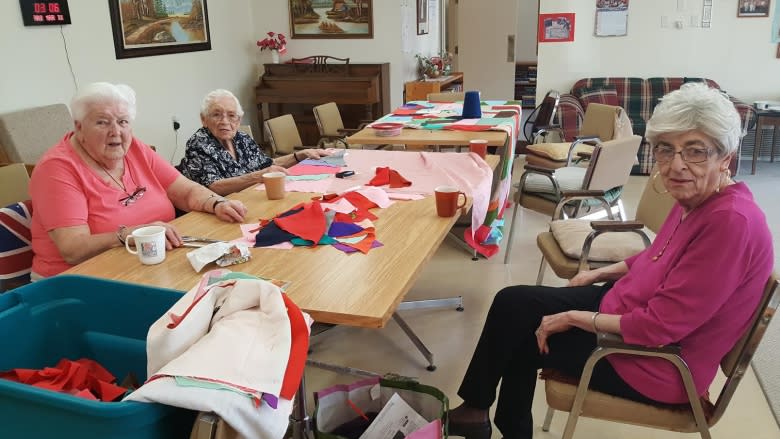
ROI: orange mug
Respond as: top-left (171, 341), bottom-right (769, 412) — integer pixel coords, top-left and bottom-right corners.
top-left (435, 185), bottom-right (467, 217)
top-left (469, 139), bottom-right (488, 159)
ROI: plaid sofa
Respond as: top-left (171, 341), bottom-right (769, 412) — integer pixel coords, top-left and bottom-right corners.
top-left (557, 77), bottom-right (756, 175)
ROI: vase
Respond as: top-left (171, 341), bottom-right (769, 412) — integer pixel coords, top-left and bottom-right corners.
top-left (271, 50), bottom-right (280, 64)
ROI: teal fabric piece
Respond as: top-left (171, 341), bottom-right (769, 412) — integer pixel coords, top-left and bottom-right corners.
top-left (207, 271), bottom-right (259, 285)
top-left (286, 174), bottom-right (331, 181)
top-left (291, 235), bottom-right (337, 246)
top-left (174, 376), bottom-right (256, 400)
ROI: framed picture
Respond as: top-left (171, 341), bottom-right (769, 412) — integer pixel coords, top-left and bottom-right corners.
top-left (777, 43), bottom-right (780, 58)
top-left (107, 0), bottom-right (211, 59)
top-left (417, 0), bottom-right (429, 35)
top-left (538, 13), bottom-right (575, 43)
top-left (289, 0), bottom-right (373, 39)
top-left (737, 0), bottom-right (770, 17)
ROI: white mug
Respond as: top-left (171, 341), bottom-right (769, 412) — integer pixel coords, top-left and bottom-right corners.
top-left (125, 225), bottom-right (166, 265)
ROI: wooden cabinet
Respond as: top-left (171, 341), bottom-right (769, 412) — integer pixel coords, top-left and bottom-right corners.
top-left (404, 72), bottom-right (464, 102)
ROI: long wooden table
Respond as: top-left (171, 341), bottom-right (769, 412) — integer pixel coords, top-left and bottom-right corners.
top-left (346, 127), bottom-right (507, 148)
top-left (66, 190), bottom-right (461, 328)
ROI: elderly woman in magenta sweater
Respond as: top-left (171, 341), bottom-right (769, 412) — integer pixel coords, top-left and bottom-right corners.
top-left (448, 82), bottom-right (774, 439)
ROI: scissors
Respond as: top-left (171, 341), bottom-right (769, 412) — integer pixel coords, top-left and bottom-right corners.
top-left (181, 236), bottom-right (225, 248)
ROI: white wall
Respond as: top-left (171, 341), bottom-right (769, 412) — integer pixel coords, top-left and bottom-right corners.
top-left (515, 0), bottom-right (538, 63)
top-left (250, 0), bottom-right (440, 109)
top-left (536, 0), bottom-right (780, 103)
top-left (0, 1), bottom-right (259, 165)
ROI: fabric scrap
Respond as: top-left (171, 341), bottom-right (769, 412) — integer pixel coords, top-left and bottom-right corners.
top-left (0, 358), bottom-right (127, 402)
top-left (333, 240), bottom-right (383, 254)
top-left (327, 221), bottom-right (364, 238)
top-left (287, 164), bottom-right (341, 176)
top-left (367, 167), bottom-right (412, 188)
top-left (274, 202), bottom-right (326, 244)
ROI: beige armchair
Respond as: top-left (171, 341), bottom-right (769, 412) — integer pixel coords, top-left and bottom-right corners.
top-left (525, 103), bottom-right (632, 169)
top-left (534, 166), bottom-right (675, 284)
top-left (263, 114), bottom-right (311, 156)
top-left (426, 92), bottom-right (466, 102)
top-left (0, 103), bottom-right (72, 172)
top-left (542, 274), bottom-right (780, 439)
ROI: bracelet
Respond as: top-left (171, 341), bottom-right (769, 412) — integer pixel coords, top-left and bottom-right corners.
top-left (212, 198), bottom-right (228, 213)
top-left (591, 311), bottom-right (601, 333)
top-left (202, 194), bottom-right (218, 211)
top-left (293, 152), bottom-right (301, 162)
top-left (116, 225), bottom-right (127, 245)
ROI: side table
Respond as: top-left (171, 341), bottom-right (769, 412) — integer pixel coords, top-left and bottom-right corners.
top-left (752, 110), bottom-right (780, 174)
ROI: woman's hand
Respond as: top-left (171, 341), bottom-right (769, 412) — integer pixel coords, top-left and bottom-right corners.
top-left (128, 221), bottom-right (183, 250)
top-left (535, 311), bottom-right (575, 354)
top-left (256, 165), bottom-right (288, 181)
top-left (215, 199), bottom-right (247, 222)
top-left (567, 270), bottom-right (600, 287)
top-left (299, 148), bottom-right (333, 160)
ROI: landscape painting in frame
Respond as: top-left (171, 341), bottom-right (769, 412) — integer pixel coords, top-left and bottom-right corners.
top-left (289, 0), bottom-right (373, 39)
top-left (108, 0), bottom-right (211, 59)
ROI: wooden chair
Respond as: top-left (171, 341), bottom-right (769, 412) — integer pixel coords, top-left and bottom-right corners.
top-left (542, 274), bottom-right (780, 439)
top-left (504, 135), bottom-right (642, 265)
top-left (263, 114), bottom-right (311, 156)
top-left (290, 55), bottom-right (350, 74)
top-left (534, 165), bottom-right (675, 284)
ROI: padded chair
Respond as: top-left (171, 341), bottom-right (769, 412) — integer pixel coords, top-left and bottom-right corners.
top-left (312, 102), bottom-right (370, 149)
top-left (534, 166), bottom-right (675, 284)
top-left (0, 199), bottom-right (34, 292)
top-left (0, 103), bottom-right (72, 173)
top-left (263, 114), bottom-right (311, 156)
top-left (504, 135), bottom-right (642, 264)
top-left (426, 92), bottom-right (466, 102)
top-left (523, 90), bottom-right (561, 144)
top-left (238, 125), bottom-right (254, 139)
top-left (525, 103), bottom-right (632, 169)
top-left (0, 163), bottom-right (30, 208)
top-left (541, 274), bottom-right (780, 439)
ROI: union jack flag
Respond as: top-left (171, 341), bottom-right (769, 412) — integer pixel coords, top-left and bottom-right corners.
top-left (0, 200), bottom-right (33, 283)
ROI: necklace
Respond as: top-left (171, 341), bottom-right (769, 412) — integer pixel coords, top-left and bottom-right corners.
top-left (651, 214), bottom-right (684, 262)
top-left (73, 136), bottom-right (143, 205)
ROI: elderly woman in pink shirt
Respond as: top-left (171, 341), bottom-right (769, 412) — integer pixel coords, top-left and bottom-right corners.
top-left (448, 82), bottom-right (774, 439)
top-left (29, 82), bottom-right (248, 278)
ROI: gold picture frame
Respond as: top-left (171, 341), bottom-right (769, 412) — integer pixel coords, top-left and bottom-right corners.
top-left (289, 0), bottom-right (373, 39)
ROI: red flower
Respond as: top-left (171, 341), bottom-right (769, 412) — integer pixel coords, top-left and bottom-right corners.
top-left (257, 31), bottom-right (286, 52)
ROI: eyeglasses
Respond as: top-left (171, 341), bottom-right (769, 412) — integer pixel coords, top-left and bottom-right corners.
top-left (652, 145), bottom-right (712, 164)
top-left (207, 112), bottom-right (241, 123)
top-left (119, 186), bottom-right (146, 206)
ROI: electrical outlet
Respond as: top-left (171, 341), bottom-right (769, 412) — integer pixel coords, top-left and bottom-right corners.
top-left (172, 116), bottom-right (180, 131)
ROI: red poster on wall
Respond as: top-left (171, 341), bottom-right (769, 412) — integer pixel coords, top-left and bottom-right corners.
top-left (538, 13), bottom-right (575, 43)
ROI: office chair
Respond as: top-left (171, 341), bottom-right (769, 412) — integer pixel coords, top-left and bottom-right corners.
top-left (525, 103), bottom-right (632, 169)
top-left (542, 274), bottom-right (780, 439)
top-left (534, 165), bottom-right (675, 284)
top-left (504, 135), bottom-right (642, 264)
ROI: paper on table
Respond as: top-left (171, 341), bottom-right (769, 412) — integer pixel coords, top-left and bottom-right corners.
top-left (386, 192), bottom-right (426, 201)
top-left (358, 393), bottom-right (429, 439)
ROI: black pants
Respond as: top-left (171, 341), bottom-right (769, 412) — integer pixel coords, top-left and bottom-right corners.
top-left (457, 284), bottom-right (655, 439)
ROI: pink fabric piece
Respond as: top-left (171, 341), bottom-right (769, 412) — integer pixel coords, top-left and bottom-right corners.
top-left (325, 149), bottom-right (493, 236)
top-left (321, 198), bottom-right (357, 214)
top-left (254, 179), bottom-right (333, 193)
top-left (386, 193), bottom-right (426, 201)
top-left (406, 419), bottom-right (442, 439)
top-left (287, 164), bottom-right (341, 176)
top-left (355, 187), bottom-right (394, 208)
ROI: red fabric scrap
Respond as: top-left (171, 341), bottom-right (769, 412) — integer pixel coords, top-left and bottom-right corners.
top-left (279, 294), bottom-right (309, 400)
top-left (274, 201), bottom-right (326, 244)
top-left (0, 358), bottom-right (127, 402)
top-left (367, 167), bottom-right (412, 188)
top-left (340, 191), bottom-right (379, 211)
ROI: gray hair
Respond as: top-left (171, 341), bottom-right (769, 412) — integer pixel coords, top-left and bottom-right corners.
top-left (645, 82), bottom-right (742, 157)
top-left (70, 82), bottom-right (137, 122)
top-left (200, 89), bottom-right (244, 118)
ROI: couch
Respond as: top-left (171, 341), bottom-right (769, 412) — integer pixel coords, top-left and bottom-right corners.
top-left (555, 77), bottom-right (756, 175)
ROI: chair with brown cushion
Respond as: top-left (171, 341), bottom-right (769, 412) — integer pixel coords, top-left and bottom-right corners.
top-left (0, 103), bottom-right (72, 174)
top-left (312, 102), bottom-right (371, 149)
top-left (541, 273), bottom-right (780, 439)
top-left (525, 103), bottom-right (632, 169)
top-left (426, 92), bottom-right (466, 102)
top-left (263, 114), bottom-right (311, 157)
top-left (504, 135), bottom-right (642, 265)
top-left (534, 166), bottom-right (676, 284)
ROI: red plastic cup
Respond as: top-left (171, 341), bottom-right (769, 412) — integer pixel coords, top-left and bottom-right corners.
top-left (469, 139), bottom-right (488, 159)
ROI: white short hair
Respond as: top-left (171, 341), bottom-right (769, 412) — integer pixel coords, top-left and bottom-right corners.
top-left (70, 82), bottom-right (137, 122)
top-left (645, 82), bottom-right (742, 157)
top-left (200, 89), bottom-right (244, 117)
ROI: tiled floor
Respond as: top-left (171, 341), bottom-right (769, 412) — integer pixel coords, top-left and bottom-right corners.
top-left (301, 158), bottom-right (780, 438)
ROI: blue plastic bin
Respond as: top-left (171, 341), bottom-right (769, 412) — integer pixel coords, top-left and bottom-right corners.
top-left (0, 275), bottom-right (196, 439)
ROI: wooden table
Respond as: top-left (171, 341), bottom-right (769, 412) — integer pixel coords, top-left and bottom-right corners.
top-left (346, 127), bottom-right (507, 148)
top-left (752, 111), bottom-right (780, 174)
top-left (66, 190), bottom-right (461, 328)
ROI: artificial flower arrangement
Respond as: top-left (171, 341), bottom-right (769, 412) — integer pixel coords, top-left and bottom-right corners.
top-left (415, 52), bottom-right (453, 79)
top-left (257, 32), bottom-right (287, 54)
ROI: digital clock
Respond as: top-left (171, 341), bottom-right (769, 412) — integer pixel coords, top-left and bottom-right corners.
top-left (19, 0), bottom-right (71, 26)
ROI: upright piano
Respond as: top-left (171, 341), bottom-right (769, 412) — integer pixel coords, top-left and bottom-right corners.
top-left (255, 62), bottom-right (391, 147)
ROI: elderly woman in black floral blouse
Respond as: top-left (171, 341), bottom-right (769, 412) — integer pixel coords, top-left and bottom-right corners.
top-left (178, 89), bottom-right (330, 195)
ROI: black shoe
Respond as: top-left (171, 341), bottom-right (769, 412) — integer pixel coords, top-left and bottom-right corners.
top-left (448, 418), bottom-right (492, 439)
